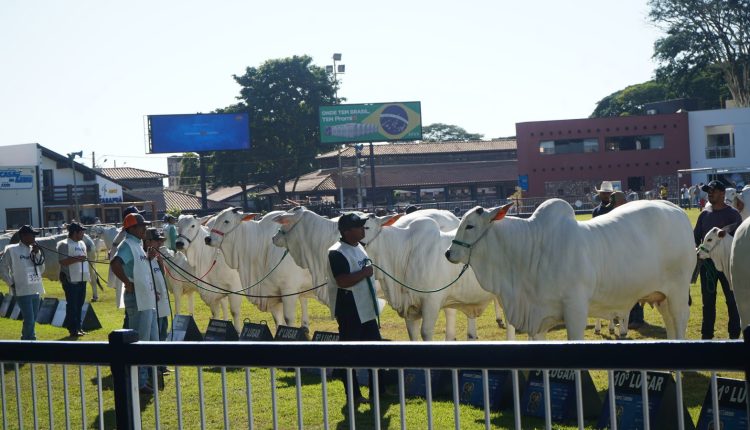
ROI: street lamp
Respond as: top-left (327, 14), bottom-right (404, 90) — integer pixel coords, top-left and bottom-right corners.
top-left (68, 151), bottom-right (83, 222)
top-left (327, 53), bottom-right (347, 208)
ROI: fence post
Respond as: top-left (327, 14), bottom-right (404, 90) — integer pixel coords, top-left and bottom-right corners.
top-left (109, 329), bottom-right (140, 430)
top-left (745, 326), bottom-right (750, 425)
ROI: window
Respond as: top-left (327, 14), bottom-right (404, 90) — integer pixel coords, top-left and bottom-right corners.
top-left (42, 169), bottom-right (54, 189)
top-left (605, 135), bottom-right (664, 151)
top-left (538, 138), bottom-right (598, 155)
top-left (6, 208), bottom-right (31, 229)
top-left (705, 126), bottom-right (735, 159)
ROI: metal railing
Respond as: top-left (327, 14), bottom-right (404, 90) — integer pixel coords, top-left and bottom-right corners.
top-left (706, 146), bottom-right (736, 159)
top-left (1, 329), bottom-right (749, 430)
top-left (42, 185), bottom-right (100, 205)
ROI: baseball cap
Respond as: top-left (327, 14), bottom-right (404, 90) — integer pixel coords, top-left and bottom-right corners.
top-left (122, 206), bottom-right (144, 217)
top-left (701, 180), bottom-right (726, 193)
top-left (338, 212), bottom-right (368, 232)
top-left (145, 228), bottom-right (165, 241)
top-left (123, 213), bottom-right (151, 229)
top-left (67, 222), bottom-right (87, 233)
top-left (18, 225), bottom-right (40, 236)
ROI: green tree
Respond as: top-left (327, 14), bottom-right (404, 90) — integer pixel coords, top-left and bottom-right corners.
top-left (649, 0), bottom-right (750, 106)
top-left (216, 56), bottom-right (339, 200)
top-left (422, 123), bottom-right (484, 141)
top-left (178, 153), bottom-right (205, 194)
top-left (591, 81), bottom-right (669, 117)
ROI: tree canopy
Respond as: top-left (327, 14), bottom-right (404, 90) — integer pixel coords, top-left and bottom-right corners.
top-left (649, 0), bottom-right (750, 106)
top-left (421, 123), bottom-right (484, 141)
top-left (177, 56), bottom-right (339, 202)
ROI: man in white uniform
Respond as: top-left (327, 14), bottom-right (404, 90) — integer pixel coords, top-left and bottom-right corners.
top-left (111, 213), bottom-right (158, 394)
top-left (1, 225), bottom-right (45, 340)
top-left (327, 213), bottom-right (381, 408)
top-left (57, 222), bottom-right (89, 337)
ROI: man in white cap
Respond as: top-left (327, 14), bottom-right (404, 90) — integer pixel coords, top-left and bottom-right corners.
top-left (592, 181), bottom-right (614, 217)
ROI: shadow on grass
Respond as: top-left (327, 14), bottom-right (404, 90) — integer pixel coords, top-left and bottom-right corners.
top-left (91, 408), bottom-right (117, 429)
top-left (91, 373), bottom-right (115, 391)
top-left (335, 392), bottom-right (396, 430)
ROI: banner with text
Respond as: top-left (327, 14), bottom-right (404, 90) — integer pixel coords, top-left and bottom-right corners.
top-left (319, 102), bottom-right (422, 144)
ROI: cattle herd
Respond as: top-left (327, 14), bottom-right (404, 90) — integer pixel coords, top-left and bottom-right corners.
top-left (4, 192), bottom-right (748, 342)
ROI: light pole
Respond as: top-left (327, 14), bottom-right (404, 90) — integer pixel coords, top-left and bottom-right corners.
top-left (68, 151), bottom-right (83, 222)
top-left (327, 53), bottom-right (347, 209)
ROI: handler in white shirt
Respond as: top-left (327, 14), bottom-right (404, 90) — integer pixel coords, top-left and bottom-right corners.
top-left (1, 225), bottom-right (45, 340)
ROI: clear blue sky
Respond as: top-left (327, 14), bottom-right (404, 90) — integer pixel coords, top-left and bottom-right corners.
top-left (0, 1), bottom-right (662, 174)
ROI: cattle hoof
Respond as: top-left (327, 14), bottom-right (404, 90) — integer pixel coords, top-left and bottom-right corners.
top-left (468, 334), bottom-right (478, 340)
top-left (594, 329), bottom-right (601, 335)
top-left (496, 319), bottom-right (505, 329)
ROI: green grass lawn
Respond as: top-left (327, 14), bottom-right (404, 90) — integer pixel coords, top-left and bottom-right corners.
top-left (0, 208), bottom-right (742, 429)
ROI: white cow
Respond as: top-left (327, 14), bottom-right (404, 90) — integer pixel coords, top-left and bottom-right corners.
top-left (176, 215), bottom-right (244, 332)
top-left (733, 185), bottom-right (750, 220)
top-left (158, 246), bottom-right (198, 316)
top-left (205, 208), bottom-right (316, 329)
top-left (362, 214), bottom-right (504, 341)
top-left (730, 217), bottom-right (750, 329)
top-left (697, 227), bottom-right (733, 275)
top-left (445, 199), bottom-right (694, 340)
top-left (88, 224), bottom-right (119, 251)
top-left (272, 207), bottom-right (508, 339)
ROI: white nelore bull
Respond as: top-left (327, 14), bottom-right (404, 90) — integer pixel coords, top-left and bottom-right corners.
top-left (176, 215), bottom-right (244, 332)
top-left (697, 227), bottom-right (733, 275)
top-left (445, 199), bottom-right (695, 340)
top-left (158, 246), bottom-right (198, 316)
top-left (733, 185), bottom-right (750, 220)
top-left (271, 207), bottom-right (506, 340)
top-left (362, 214), bottom-right (507, 341)
top-left (205, 208), bottom-right (317, 328)
top-left (730, 217), bottom-right (750, 330)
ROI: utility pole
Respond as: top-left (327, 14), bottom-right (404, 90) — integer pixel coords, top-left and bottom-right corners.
top-left (68, 151), bottom-right (83, 222)
top-left (355, 144), bottom-right (363, 209)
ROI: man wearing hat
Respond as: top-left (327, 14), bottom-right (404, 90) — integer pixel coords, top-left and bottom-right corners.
top-left (694, 180), bottom-right (743, 339)
top-left (144, 228), bottom-right (171, 342)
top-left (327, 212), bottom-right (382, 408)
top-left (107, 206), bottom-right (145, 310)
top-left (0, 225), bottom-right (45, 340)
top-left (56, 222), bottom-right (90, 337)
top-left (111, 213), bottom-right (159, 394)
top-left (592, 181), bottom-right (615, 217)
top-left (162, 214), bottom-right (178, 252)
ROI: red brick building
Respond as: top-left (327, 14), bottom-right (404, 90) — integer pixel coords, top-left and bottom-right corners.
top-left (515, 113), bottom-right (690, 197)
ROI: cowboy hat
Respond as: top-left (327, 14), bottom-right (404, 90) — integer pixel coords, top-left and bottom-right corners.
top-left (596, 181), bottom-right (614, 193)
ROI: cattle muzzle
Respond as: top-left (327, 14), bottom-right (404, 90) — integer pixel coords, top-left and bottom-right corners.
top-left (175, 241), bottom-right (185, 250)
top-left (204, 237), bottom-right (212, 245)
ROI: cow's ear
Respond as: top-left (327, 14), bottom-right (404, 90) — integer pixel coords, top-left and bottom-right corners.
top-left (718, 229), bottom-right (727, 238)
top-left (272, 214), bottom-right (291, 225)
top-left (382, 213), bottom-right (403, 227)
top-left (242, 213), bottom-right (259, 222)
top-left (198, 215), bottom-right (212, 226)
top-left (490, 203), bottom-right (514, 222)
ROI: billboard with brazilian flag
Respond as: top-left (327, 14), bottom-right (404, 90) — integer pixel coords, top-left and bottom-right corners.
top-left (319, 102), bottom-right (422, 144)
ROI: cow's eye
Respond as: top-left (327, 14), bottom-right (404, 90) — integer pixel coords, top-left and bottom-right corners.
top-left (466, 225), bottom-right (474, 230)
top-left (707, 239), bottom-right (712, 242)
top-left (224, 220), bottom-right (229, 224)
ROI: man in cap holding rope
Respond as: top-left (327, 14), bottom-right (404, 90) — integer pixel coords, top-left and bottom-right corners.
top-left (57, 222), bottom-right (90, 337)
top-left (1, 225), bottom-right (45, 340)
top-left (327, 212), bottom-right (382, 409)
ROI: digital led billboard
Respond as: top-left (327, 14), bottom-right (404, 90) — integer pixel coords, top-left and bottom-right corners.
top-left (147, 113), bottom-right (250, 153)
top-left (319, 102), bottom-right (422, 144)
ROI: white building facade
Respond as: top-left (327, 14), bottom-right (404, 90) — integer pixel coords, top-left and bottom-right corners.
top-left (0, 143), bottom-right (124, 231)
top-left (687, 107), bottom-right (750, 187)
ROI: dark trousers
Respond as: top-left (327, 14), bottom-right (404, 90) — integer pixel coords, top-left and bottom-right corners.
top-left (335, 291), bottom-right (382, 399)
top-left (62, 281), bottom-right (87, 334)
top-left (629, 303), bottom-right (644, 324)
top-left (700, 265), bottom-right (741, 339)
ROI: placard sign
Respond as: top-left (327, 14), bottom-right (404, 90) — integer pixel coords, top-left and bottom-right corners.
top-left (312, 331), bottom-right (340, 342)
top-left (596, 370), bottom-right (694, 430)
top-left (168, 314), bottom-right (203, 341)
top-left (319, 102), bottom-right (422, 144)
top-left (9, 302), bottom-right (22, 320)
top-left (239, 320), bottom-right (273, 341)
top-left (696, 377), bottom-right (748, 430)
top-left (36, 298), bottom-right (60, 324)
top-left (274, 325), bottom-right (309, 341)
top-left (50, 300), bottom-right (68, 327)
top-left (0, 294), bottom-right (16, 318)
top-left (80, 302), bottom-right (102, 331)
top-left (204, 319), bottom-right (238, 341)
top-left (522, 370), bottom-right (601, 422)
top-left (403, 369), bottom-right (451, 398)
top-left (0, 168), bottom-right (34, 190)
top-left (459, 370), bottom-right (526, 411)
